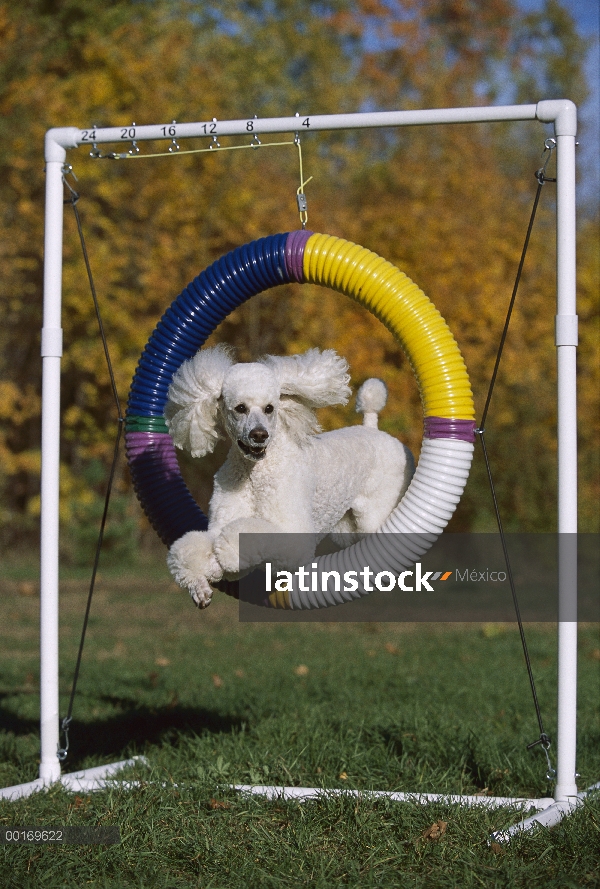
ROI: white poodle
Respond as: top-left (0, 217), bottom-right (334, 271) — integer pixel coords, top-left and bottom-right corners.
top-left (164, 345), bottom-right (414, 607)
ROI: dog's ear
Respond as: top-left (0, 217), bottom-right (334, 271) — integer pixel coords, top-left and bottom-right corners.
top-left (276, 396), bottom-right (322, 446)
top-left (164, 344), bottom-right (234, 457)
top-left (261, 348), bottom-right (351, 408)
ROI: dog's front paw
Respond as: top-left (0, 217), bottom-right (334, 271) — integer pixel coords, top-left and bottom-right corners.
top-left (167, 530), bottom-right (223, 607)
top-left (188, 575), bottom-right (214, 609)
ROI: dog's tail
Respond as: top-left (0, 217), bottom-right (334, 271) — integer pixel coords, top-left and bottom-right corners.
top-left (356, 378), bottom-right (387, 429)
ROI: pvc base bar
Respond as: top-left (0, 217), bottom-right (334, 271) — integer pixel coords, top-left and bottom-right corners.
top-left (0, 758), bottom-right (146, 801)
top-left (234, 783), bottom-right (600, 844)
top-left (233, 783), bottom-right (555, 810)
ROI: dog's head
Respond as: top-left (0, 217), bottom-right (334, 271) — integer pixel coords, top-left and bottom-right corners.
top-left (165, 344), bottom-right (351, 460)
top-left (220, 363), bottom-right (280, 461)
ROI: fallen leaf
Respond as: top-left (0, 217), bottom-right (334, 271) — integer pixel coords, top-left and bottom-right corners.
top-left (18, 581), bottom-right (36, 597)
top-left (591, 649), bottom-right (600, 661)
top-left (339, 772), bottom-right (348, 780)
top-left (422, 820), bottom-right (447, 841)
top-left (155, 657), bottom-right (170, 667)
top-left (294, 664), bottom-right (309, 676)
top-left (491, 842), bottom-right (504, 855)
top-left (234, 669), bottom-right (245, 678)
top-left (209, 798), bottom-right (230, 810)
top-left (384, 642), bottom-right (399, 654)
top-left (211, 673), bottom-right (223, 687)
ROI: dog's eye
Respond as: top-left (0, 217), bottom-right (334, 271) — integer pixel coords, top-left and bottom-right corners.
top-left (234, 403), bottom-right (248, 414)
top-left (264, 404), bottom-right (274, 415)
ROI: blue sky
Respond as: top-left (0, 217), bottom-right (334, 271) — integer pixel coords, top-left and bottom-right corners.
top-left (517, 0), bottom-right (599, 204)
top-left (518, 0), bottom-right (599, 35)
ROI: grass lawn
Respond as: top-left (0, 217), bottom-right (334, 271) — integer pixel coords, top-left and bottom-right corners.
top-left (1, 552), bottom-right (599, 888)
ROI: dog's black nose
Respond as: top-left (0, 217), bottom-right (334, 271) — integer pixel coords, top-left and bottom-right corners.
top-left (249, 426), bottom-right (268, 444)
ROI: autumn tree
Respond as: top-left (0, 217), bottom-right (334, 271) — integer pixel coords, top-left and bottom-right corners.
top-left (0, 0), bottom-right (596, 560)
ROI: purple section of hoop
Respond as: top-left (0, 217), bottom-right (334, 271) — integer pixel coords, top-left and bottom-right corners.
top-left (424, 417), bottom-right (477, 443)
top-left (125, 431), bottom-right (180, 470)
top-left (285, 230), bottom-right (313, 282)
top-left (125, 431), bottom-right (207, 545)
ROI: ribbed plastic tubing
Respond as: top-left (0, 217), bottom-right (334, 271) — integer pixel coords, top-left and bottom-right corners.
top-left (126, 231), bottom-right (476, 606)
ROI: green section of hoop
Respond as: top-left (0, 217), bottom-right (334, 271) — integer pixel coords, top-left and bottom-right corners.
top-left (125, 415), bottom-right (170, 433)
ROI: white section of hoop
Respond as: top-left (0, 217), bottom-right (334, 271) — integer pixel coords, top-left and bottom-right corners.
top-left (288, 438), bottom-right (474, 609)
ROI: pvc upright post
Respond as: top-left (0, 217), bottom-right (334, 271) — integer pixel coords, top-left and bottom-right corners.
top-left (39, 137), bottom-right (67, 783)
top-left (549, 101), bottom-right (579, 802)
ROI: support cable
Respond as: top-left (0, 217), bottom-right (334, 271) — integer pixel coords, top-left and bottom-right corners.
top-left (58, 169), bottom-right (124, 762)
top-left (475, 139), bottom-right (557, 780)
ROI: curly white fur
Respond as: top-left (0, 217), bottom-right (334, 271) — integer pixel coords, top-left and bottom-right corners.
top-left (164, 345), bottom-right (415, 607)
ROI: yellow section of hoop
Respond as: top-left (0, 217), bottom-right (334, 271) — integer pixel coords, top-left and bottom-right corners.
top-left (303, 234), bottom-right (475, 420)
top-left (268, 588), bottom-right (290, 609)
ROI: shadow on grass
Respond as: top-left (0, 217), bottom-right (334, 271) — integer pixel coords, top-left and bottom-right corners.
top-left (0, 693), bottom-right (243, 769)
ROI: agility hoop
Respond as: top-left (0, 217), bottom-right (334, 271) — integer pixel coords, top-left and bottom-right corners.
top-left (126, 231), bottom-right (475, 608)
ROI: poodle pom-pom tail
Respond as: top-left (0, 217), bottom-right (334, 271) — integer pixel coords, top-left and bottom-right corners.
top-left (356, 378), bottom-right (387, 415)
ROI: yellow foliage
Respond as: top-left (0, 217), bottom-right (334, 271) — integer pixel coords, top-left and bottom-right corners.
top-left (0, 0), bottom-right (597, 545)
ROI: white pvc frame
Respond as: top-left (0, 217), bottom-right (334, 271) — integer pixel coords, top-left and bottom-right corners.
top-left (2, 100), bottom-right (593, 839)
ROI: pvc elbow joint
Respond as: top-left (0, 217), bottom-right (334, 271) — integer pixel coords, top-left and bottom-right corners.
top-left (536, 100), bottom-right (577, 137)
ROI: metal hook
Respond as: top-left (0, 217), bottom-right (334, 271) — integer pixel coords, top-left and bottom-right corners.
top-left (61, 164), bottom-right (78, 183)
top-left (527, 732), bottom-right (556, 781)
top-left (128, 122), bottom-right (140, 155)
top-left (57, 715), bottom-right (72, 762)
top-left (168, 120), bottom-right (180, 152)
top-left (61, 165), bottom-right (79, 204)
top-left (89, 125), bottom-right (103, 158)
top-left (535, 138), bottom-right (557, 184)
top-left (250, 114), bottom-right (261, 149)
top-left (209, 117), bottom-right (220, 149)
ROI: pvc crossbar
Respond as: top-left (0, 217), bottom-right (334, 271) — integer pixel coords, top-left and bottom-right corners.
top-left (45, 104), bottom-right (545, 159)
top-left (14, 101), bottom-right (582, 840)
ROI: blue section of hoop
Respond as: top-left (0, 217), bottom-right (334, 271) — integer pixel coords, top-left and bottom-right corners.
top-left (126, 234), bottom-right (292, 546)
top-left (128, 234), bottom-right (291, 417)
